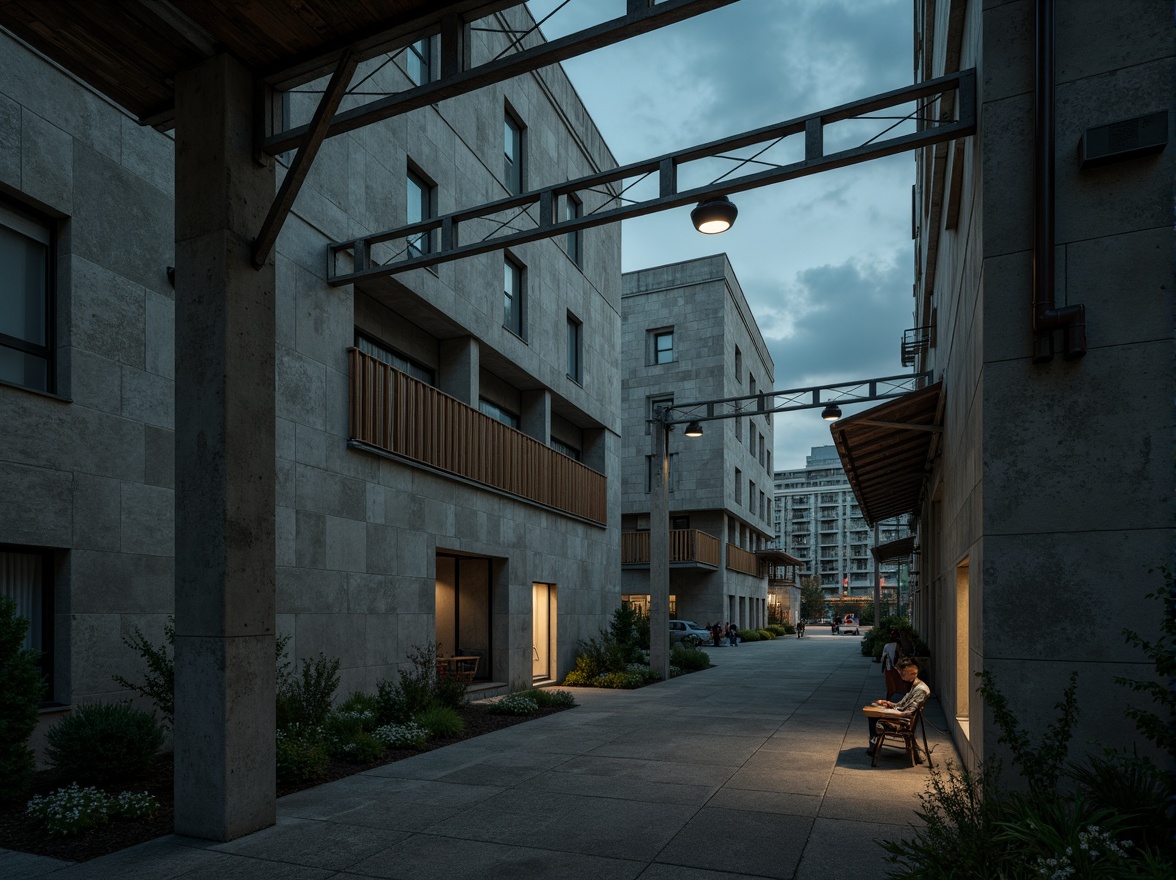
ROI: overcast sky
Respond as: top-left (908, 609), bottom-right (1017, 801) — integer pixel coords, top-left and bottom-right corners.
top-left (525, 0), bottom-right (917, 469)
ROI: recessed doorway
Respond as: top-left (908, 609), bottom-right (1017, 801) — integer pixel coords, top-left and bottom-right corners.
top-left (532, 582), bottom-right (556, 682)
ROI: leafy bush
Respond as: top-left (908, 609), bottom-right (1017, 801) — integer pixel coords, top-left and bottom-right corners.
top-left (275, 724), bottom-right (329, 786)
top-left (670, 642), bottom-right (711, 672)
top-left (375, 643), bottom-right (466, 725)
top-left (1114, 574), bottom-right (1175, 761)
top-left (276, 653), bottom-right (340, 730)
top-left (597, 666), bottom-right (660, 689)
top-left (373, 721), bottom-right (429, 749)
top-left (46, 701), bottom-right (163, 785)
top-left (338, 690), bottom-right (381, 718)
top-left (415, 703), bottom-right (465, 737)
top-left (518, 688), bottom-right (577, 708)
top-left (861, 615), bottom-right (929, 659)
top-left (25, 783), bottom-right (160, 838)
top-left (757, 629), bottom-right (773, 640)
top-left (0, 596), bottom-right (45, 804)
top-left (738, 629), bottom-right (761, 642)
top-left (335, 731), bottom-right (386, 764)
top-left (489, 694), bottom-right (539, 715)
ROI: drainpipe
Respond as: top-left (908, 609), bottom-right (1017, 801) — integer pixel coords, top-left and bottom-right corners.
top-left (1032, 0), bottom-right (1086, 362)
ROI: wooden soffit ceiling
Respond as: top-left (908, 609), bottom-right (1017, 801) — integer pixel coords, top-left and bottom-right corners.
top-left (0, 0), bottom-right (521, 125)
top-left (831, 382), bottom-right (943, 527)
top-left (872, 534), bottom-right (916, 564)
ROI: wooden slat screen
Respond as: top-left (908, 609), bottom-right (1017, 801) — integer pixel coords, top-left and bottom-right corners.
top-left (348, 347), bottom-right (606, 524)
top-left (621, 529), bottom-right (720, 566)
top-left (725, 543), bottom-right (760, 575)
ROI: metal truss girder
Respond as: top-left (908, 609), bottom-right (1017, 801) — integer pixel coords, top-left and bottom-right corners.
top-left (327, 70), bottom-right (975, 285)
top-left (658, 372), bottom-right (935, 426)
top-left (264, 0), bottom-right (740, 155)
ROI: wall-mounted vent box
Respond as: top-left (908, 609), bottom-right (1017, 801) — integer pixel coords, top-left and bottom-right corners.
top-left (1079, 110), bottom-right (1168, 170)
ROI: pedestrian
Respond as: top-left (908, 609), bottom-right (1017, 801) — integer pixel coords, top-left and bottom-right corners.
top-left (711, 622), bottom-right (723, 647)
top-left (727, 622), bottom-right (739, 646)
top-left (881, 629), bottom-right (907, 699)
top-left (797, 618), bottom-right (805, 638)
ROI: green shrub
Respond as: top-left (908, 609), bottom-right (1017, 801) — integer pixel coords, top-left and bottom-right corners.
top-left (373, 721), bottom-right (429, 749)
top-left (375, 643), bottom-right (465, 724)
top-left (338, 690), bottom-right (381, 717)
top-left (415, 703), bottom-right (465, 737)
top-left (757, 629), bottom-right (773, 640)
top-left (738, 629), bottom-right (761, 642)
top-left (0, 596), bottom-right (45, 804)
top-left (489, 694), bottom-right (539, 715)
top-left (595, 666), bottom-right (660, 689)
top-left (276, 653), bottom-right (340, 730)
top-left (670, 643), bottom-right (711, 672)
top-left (111, 618), bottom-right (174, 729)
top-left (46, 701), bottom-right (163, 785)
top-left (275, 724), bottom-right (329, 785)
top-left (335, 731), bottom-right (386, 765)
top-left (517, 688), bottom-right (577, 708)
top-left (26, 782), bottom-right (111, 837)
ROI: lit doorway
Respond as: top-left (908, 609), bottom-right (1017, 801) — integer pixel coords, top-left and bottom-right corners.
top-left (532, 582), bottom-right (556, 682)
top-left (436, 554), bottom-right (492, 681)
top-left (955, 557), bottom-right (970, 737)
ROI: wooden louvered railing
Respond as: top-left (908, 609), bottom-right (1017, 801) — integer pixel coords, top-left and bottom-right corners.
top-left (725, 543), bottom-right (760, 575)
top-left (348, 347), bottom-right (606, 524)
top-left (621, 529), bottom-right (721, 567)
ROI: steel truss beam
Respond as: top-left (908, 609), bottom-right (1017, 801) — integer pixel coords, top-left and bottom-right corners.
top-left (263, 0), bottom-right (739, 155)
top-left (655, 372), bottom-right (935, 426)
top-left (327, 69), bottom-right (975, 285)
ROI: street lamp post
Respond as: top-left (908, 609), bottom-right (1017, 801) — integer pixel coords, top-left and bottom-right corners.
top-left (649, 407), bottom-right (671, 680)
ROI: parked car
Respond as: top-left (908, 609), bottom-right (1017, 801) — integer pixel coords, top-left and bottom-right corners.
top-left (669, 619), bottom-right (711, 647)
top-left (840, 614), bottom-right (860, 635)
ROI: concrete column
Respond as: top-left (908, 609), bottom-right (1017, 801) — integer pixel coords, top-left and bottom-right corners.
top-left (520, 388), bottom-right (550, 443)
top-left (173, 53), bottom-right (277, 841)
top-left (439, 336), bottom-right (478, 404)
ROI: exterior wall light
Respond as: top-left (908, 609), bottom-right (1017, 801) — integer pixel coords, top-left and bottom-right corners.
top-left (684, 420), bottom-right (704, 437)
top-left (821, 404), bottom-right (842, 421)
top-left (690, 196), bottom-right (738, 234)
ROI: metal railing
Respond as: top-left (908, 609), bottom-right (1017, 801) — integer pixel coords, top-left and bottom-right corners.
top-left (348, 347), bottom-right (606, 524)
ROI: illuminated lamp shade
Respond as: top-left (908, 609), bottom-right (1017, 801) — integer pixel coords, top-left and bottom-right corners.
top-left (684, 420), bottom-right (704, 437)
top-left (690, 196), bottom-right (738, 234)
top-left (821, 403), bottom-right (842, 421)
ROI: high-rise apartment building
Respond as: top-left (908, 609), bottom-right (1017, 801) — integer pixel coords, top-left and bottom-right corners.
top-left (773, 446), bottom-right (902, 600)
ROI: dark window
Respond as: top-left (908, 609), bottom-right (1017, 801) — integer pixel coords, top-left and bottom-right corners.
top-left (355, 332), bottom-right (435, 385)
top-left (671, 516), bottom-right (690, 530)
top-left (652, 330), bottom-right (673, 365)
top-left (503, 256), bottom-right (524, 337)
top-left (405, 36), bottom-right (434, 86)
top-left (551, 438), bottom-right (581, 460)
top-left (565, 195), bottom-right (581, 265)
top-left (504, 111), bottom-right (523, 195)
top-left (479, 397), bottom-right (520, 429)
top-left (0, 546), bottom-right (54, 700)
top-left (406, 168), bottom-right (433, 257)
top-left (566, 314), bottom-right (582, 383)
top-left (0, 200), bottom-right (53, 393)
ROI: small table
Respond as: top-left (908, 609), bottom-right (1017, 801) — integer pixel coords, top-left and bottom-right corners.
top-left (436, 655), bottom-right (480, 685)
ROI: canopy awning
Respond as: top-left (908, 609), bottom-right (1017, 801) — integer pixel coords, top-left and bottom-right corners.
top-left (831, 381), bottom-right (943, 527)
top-left (756, 548), bottom-right (804, 567)
top-left (872, 534), bottom-right (917, 564)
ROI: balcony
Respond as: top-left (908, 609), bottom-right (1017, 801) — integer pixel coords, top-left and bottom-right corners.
top-left (349, 348), bottom-right (606, 524)
top-left (902, 325), bottom-right (933, 367)
top-left (725, 543), bottom-right (759, 576)
top-left (622, 529), bottom-right (721, 568)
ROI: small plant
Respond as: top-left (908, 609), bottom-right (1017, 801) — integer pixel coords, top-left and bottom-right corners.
top-left (275, 724), bottom-right (329, 786)
top-left (489, 694), bottom-right (539, 716)
top-left (669, 642), bottom-right (711, 672)
top-left (276, 653), bottom-right (340, 730)
top-left (0, 596), bottom-right (45, 804)
top-left (111, 618), bottom-right (175, 729)
top-left (373, 721), bottom-right (429, 749)
top-left (738, 629), bottom-right (761, 642)
top-left (24, 784), bottom-right (160, 837)
top-left (335, 731), bottom-right (386, 764)
top-left (518, 688), bottom-right (577, 708)
top-left (415, 703), bottom-right (465, 737)
top-left (1114, 573), bottom-right (1176, 761)
top-left (375, 643), bottom-right (465, 723)
top-left (338, 689), bottom-right (381, 717)
top-left (46, 701), bottom-right (164, 785)
top-left (26, 783), bottom-right (112, 836)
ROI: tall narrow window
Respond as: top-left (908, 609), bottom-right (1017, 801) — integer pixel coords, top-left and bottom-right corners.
top-left (0, 201), bottom-right (52, 393)
top-left (503, 255), bottom-right (524, 337)
top-left (504, 111), bottom-right (524, 195)
top-left (405, 36), bottom-right (434, 86)
top-left (356, 331), bottom-right (435, 385)
top-left (406, 168), bottom-right (433, 257)
top-left (479, 397), bottom-right (520, 429)
top-left (565, 194), bottom-right (582, 265)
top-left (566, 313), bottom-right (582, 383)
top-left (734, 346), bottom-right (742, 384)
top-left (735, 468), bottom-right (743, 504)
top-left (651, 329), bottom-right (674, 365)
top-left (1, 546), bottom-right (53, 698)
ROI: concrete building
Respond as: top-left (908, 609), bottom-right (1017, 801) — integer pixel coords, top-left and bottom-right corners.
top-left (830, 0), bottom-right (1173, 770)
top-left (772, 446), bottom-right (905, 602)
top-left (0, 1), bottom-right (620, 773)
top-left (619, 254), bottom-right (775, 630)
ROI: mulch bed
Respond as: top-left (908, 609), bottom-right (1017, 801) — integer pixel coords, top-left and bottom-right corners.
top-left (0, 703), bottom-right (569, 864)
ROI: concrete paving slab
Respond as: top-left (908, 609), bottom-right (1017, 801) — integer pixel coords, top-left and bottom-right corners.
top-left (0, 849), bottom-right (75, 880)
top-left (7, 634), bottom-right (960, 880)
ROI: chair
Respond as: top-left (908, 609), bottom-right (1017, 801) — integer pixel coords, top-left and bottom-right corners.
top-left (871, 704), bottom-right (933, 768)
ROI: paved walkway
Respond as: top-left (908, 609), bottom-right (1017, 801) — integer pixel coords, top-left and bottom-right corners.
top-left (4, 630), bottom-right (957, 880)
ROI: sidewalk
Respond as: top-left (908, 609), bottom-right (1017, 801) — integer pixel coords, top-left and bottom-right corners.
top-left (5, 631), bottom-right (957, 880)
